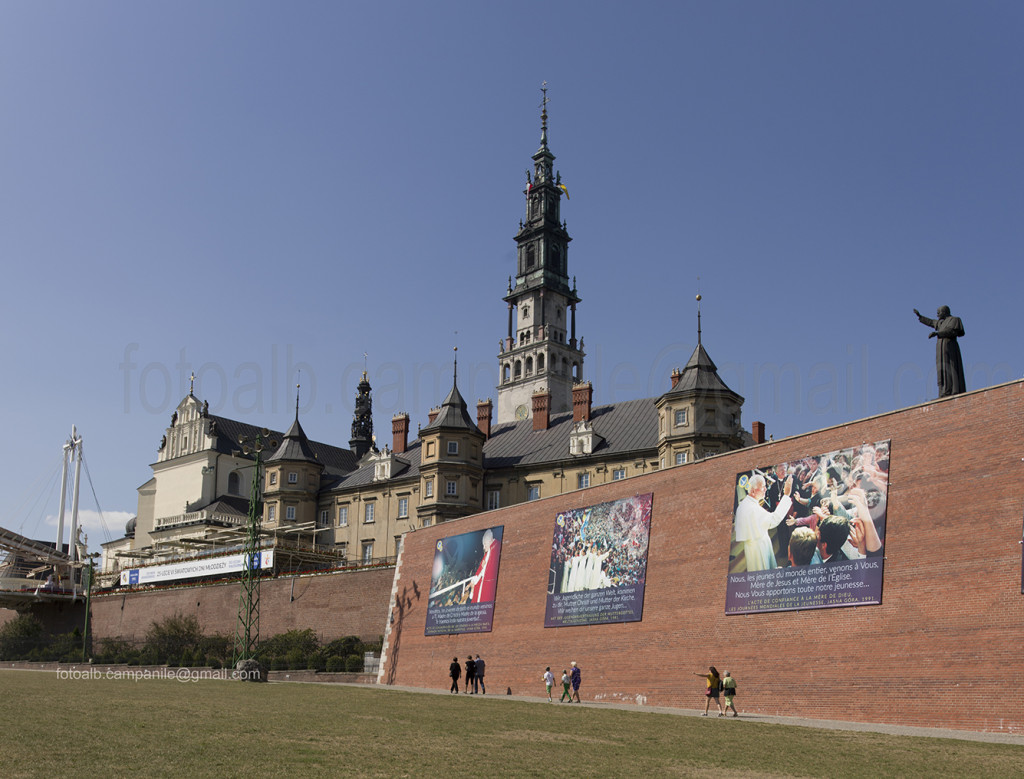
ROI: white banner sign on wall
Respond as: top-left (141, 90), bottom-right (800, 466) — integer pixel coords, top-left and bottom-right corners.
top-left (120, 550), bottom-right (274, 586)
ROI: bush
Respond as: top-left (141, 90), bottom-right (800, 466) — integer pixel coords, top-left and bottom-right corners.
top-left (285, 648), bottom-right (305, 670)
top-left (206, 655), bottom-right (222, 670)
top-left (345, 653), bottom-right (362, 672)
top-left (270, 656), bottom-right (287, 671)
top-left (307, 650), bottom-right (326, 672)
top-left (0, 614), bottom-right (45, 660)
top-left (325, 655), bottom-right (345, 673)
top-left (144, 613), bottom-right (202, 664)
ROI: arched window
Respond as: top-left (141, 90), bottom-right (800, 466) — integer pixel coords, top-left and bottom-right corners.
top-left (228, 472), bottom-right (240, 496)
top-left (502, 363), bottom-right (511, 383)
top-left (525, 357), bottom-right (533, 377)
top-left (526, 245), bottom-right (536, 268)
top-left (572, 362), bottom-right (580, 381)
top-left (514, 360), bottom-right (522, 379)
top-left (537, 353), bottom-right (545, 372)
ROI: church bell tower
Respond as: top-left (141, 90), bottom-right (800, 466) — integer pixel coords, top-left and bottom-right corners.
top-left (496, 85), bottom-right (584, 424)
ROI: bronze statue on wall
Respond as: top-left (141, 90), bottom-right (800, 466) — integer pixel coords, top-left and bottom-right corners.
top-left (914, 306), bottom-right (966, 397)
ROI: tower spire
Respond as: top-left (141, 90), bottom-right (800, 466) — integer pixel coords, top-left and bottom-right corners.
top-left (540, 81), bottom-right (549, 148)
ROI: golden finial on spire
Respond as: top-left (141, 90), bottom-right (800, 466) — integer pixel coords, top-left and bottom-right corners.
top-left (189, 372), bottom-right (196, 395)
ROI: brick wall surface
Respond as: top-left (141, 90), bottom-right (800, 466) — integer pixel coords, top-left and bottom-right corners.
top-left (89, 566), bottom-right (395, 644)
top-left (381, 381), bottom-right (1024, 734)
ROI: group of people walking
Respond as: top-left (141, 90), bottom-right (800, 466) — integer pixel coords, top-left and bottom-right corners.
top-left (693, 666), bottom-right (738, 717)
top-left (449, 654), bottom-right (485, 694)
top-left (543, 661), bottom-right (581, 702)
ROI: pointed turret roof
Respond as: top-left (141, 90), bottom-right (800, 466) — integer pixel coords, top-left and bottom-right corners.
top-left (267, 414), bottom-right (318, 463)
top-left (663, 343), bottom-right (741, 398)
top-left (421, 354), bottom-right (481, 433)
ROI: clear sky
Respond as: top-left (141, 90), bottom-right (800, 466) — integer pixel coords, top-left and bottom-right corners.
top-left (2, 2), bottom-right (1021, 553)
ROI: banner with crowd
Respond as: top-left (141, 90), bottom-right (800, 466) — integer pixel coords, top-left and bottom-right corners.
top-left (425, 525), bottom-right (503, 636)
top-left (545, 493), bottom-right (653, 628)
top-left (726, 440), bottom-right (890, 614)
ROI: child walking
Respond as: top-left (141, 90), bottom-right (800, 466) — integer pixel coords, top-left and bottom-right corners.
top-left (559, 669), bottom-right (572, 702)
top-left (543, 667), bottom-right (554, 701)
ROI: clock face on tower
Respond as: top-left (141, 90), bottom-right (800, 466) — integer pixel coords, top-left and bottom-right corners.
top-left (515, 404), bottom-right (529, 421)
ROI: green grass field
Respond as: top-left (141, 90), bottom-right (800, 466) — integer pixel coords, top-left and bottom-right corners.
top-left (2, 670), bottom-right (1020, 778)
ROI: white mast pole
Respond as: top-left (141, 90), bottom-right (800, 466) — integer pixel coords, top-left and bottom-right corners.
top-left (69, 426), bottom-right (83, 581)
top-left (55, 430), bottom-right (73, 554)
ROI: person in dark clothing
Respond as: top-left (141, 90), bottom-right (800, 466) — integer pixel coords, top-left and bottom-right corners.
top-left (474, 654), bottom-right (485, 694)
top-left (464, 655), bottom-right (477, 694)
top-left (449, 657), bottom-right (461, 693)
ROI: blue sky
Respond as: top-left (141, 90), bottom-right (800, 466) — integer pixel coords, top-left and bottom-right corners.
top-left (2, 2), bottom-right (1021, 552)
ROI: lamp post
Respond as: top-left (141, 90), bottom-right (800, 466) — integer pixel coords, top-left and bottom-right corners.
top-left (232, 429), bottom-right (277, 673)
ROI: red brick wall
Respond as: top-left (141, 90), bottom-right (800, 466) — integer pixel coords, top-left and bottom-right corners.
top-left (381, 381), bottom-right (1024, 734)
top-left (90, 566), bottom-right (395, 644)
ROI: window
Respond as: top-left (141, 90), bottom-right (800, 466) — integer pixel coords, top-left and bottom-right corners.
top-left (269, 472), bottom-right (278, 486)
top-left (577, 473), bottom-right (590, 489)
top-left (422, 518), bottom-right (432, 528)
top-left (364, 502), bottom-right (375, 523)
top-left (228, 472), bottom-right (240, 495)
top-left (362, 542), bottom-right (374, 563)
top-left (522, 305), bottom-right (530, 318)
top-left (446, 480), bottom-right (457, 497)
top-left (267, 505), bottom-right (276, 522)
top-left (674, 409), bottom-right (688, 427)
top-left (336, 542), bottom-right (348, 559)
top-left (287, 472), bottom-right (298, 484)
top-left (527, 485), bottom-right (540, 501)
top-left (675, 452), bottom-right (688, 465)
top-left (338, 506), bottom-right (349, 526)
top-left (447, 441), bottom-right (459, 455)
top-left (285, 505), bottom-right (296, 520)
top-left (318, 509), bottom-right (329, 527)
top-left (487, 490), bottom-right (500, 511)
top-left (398, 497), bottom-right (409, 518)
top-left (612, 468), bottom-right (626, 481)
top-left (425, 479), bottom-right (434, 498)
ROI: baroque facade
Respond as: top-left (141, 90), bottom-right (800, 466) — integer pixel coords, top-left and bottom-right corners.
top-left (102, 101), bottom-right (758, 576)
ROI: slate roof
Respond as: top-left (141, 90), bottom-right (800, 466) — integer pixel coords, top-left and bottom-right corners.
top-left (324, 441), bottom-right (423, 490)
top-left (267, 417), bottom-right (318, 464)
top-left (482, 396), bottom-right (659, 468)
top-left (208, 414), bottom-right (358, 477)
top-left (187, 495), bottom-right (250, 516)
top-left (661, 343), bottom-right (742, 398)
top-left (420, 383), bottom-right (479, 433)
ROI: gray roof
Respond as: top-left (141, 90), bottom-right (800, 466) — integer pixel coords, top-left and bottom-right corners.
top-left (482, 397), bottom-right (659, 468)
top-left (420, 382), bottom-right (480, 433)
top-left (267, 417), bottom-right (318, 464)
top-left (661, 343), bottom-right (742, 398)
top-left (325, 441), bottom-right (423, 490)
top-left (208, 414), bottom-right (357, 477)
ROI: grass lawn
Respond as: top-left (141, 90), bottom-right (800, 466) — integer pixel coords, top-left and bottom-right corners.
top-left (2, 670), bottom-right (1020, 778)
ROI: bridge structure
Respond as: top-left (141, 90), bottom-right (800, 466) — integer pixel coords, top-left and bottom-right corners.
top-left (0, 525), bottom-right (83, 609)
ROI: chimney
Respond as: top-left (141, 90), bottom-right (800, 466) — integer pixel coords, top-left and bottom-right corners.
top-left (572, 381), bottom-right (593, 423)
top-left (427, 407), bottom-right (439, 425)
top-left (532, 389), bottom-right (551, 431)
top-left (392, 413), bottom-right (409, 454)
top-left (670, 368), bottom-right (682, 389)
top-left (751, 421), bottom-right (766, 445)
top-left (476, 399), bottom-right (493, 439)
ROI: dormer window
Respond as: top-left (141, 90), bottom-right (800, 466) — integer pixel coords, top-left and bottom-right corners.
top-left (447, 441), bottom-right (459, 455)
top-left (287, 472), bottom-right (298, 484)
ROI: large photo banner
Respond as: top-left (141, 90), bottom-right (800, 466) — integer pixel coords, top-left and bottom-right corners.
top-left (425, 525), bottom-right (503, 636)
top-left (726, 440), bottom-right (890, 614)
top-left (545, 493), bottom-right (653, 628)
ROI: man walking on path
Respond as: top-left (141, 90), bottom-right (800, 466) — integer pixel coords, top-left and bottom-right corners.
top-left (449, 657), bottom-right (461, 693)
top-left (474, 654), bottom-right (485, 694)
top-left (570, 661), bottom-right (582, 702)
